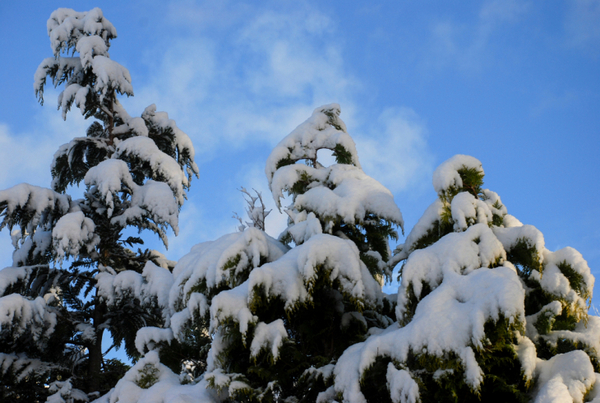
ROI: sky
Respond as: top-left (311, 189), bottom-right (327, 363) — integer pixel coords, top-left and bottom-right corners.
top-left (0, 0), bottom-right (599, 309)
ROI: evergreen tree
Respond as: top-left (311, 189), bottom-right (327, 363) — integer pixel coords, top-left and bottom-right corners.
top-left (98, 104), bottom-right (403, 402)
top-left (327, 155), bottom-right (600, 403)
top-left (87, 106), bottom-right (600, 403)
top-left (0, 8), bottom-right (197, 401)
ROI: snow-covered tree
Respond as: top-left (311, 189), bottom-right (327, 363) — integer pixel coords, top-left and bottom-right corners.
top-left (325, 155), bottom-right (600, 403)
top-left (0, 8), bottom-right (197, 400)
top-left (83, 104), bottom-right (600, 403)
top-left (96, 104), bottom-right (403, 402)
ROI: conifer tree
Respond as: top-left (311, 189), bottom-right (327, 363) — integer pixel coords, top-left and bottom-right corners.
top-left (0, 8), bottom-right (197, 401)
top-left (327, 155), bottom-right (600, 403)
top-left (90, 107), bottom-right (600, 403)
top-left (97, 104), bottom-right (403, 403)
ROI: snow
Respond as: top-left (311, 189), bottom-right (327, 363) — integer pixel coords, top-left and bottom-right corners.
top-left (0, 183), bottom-right (71, 234)
top-left (93, 351), bottom-right (223, 403)
top-left (0, 352), bottom-right (55, 382)
top-left (85, 159), bottom-right (136, 217)
top-left (199, 230), bottom-right (385, 393)
top-left (394, 199), bottom-right (444, 261)
top-left (47, 8), bottom-right (116, 57)
top-left (526, 301), bottom-right (600, 365)
top-left (386, 364), bottom-right (419, 403)
top-left (47, 378), bottom-right (89, 403)
top-left (329, 220), bottom-right (530, 402)
top-left (281, 210), bottom-right (323, 245)
top-left (264, 107), bottom-right (404, 233)
top-left (265, 103), bottom-right (360, 182)
top-left (450, 191), bottom-right (492, 231)
top-left (92, 55), bottom-right (134, 98)
top-left (0, 295), bottom-right (56, 342)
top-left (547, 315), bottom-right (600, 360)
top-left (52, 211), bottom-right (99, 260)
top-left (76, 35), bottom-right (109, 68)
top-left (112, 180), bottom-right (180, 240)
top-left (169, 228), bottom-right (288, 312)
top-left (533, 350), bottom-right (596, 403)
top-left (515, 334), bottom-right (537, 381)
top-left (115, 137), bottom-right (188, 205)
top-left (397, 224), bottom-right (506, 312)
top-left (543, 246), bottom-right (593, 299)
top-left (97, 269), bottom-right (143, 306)
top-left (246, 233), bottom-right (381, 312)
top-left (493, 224), bottom-right (546, 262)
top-left (76, 322), bottom-right (96, 342)
top-left (295, 164), bottom-right (403, 228)
top-left (432, 154), bottom-right (483, 194)
top-left (96, 262), bottom-right (173, 321)
top-left (141, 104), bottom-right (200, 178)
top-left (34, 57), bottom-right (83, 102)
top-left (249, 319), bottom-right (288, 361)
top-left (58, 83), bottom-right (85, 119)
top-left (269, 162), bottom-right (403, 237)
top-left (481, 189), bottom-right (507, 216)
top-left (85, 159), bottom-right (180, 240)
top-left (0, 266), bottom-right (29, 295)
top-left (170, 293), bottom-right (209, 341)
top-left (128, 117), bottom-right (149, 137)
top-left (135, 327), bottom-right (174, 355)
top-left (210, 281), bottom-right (256, 337)
top-left (332, 264), bottom-right (525, 402)
top-left (141, 262), bottom-right (174, 311)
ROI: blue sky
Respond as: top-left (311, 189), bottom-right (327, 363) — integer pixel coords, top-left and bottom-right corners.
top-left (1, 0), bottom-right (599, 310)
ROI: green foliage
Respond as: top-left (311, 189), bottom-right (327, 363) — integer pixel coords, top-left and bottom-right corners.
top-left (290, 171), bottom-right (314, 195)
top-left (51, 137), bottom-right (110, 193)
top-left (557, 261), bottom-right (590, 303)
top-left (137, 363), bottom-right (160, 389)
top-left (275, 156), bottom-right (295, 172)
top-left (438, 166), bottom-right (484, 203)
top-left (505, 239), bottom-right (542, 278)
top-left (360, 357), bottom-right (394, 403)
top-left (359, 316), bottom-right (529, 403)
top-left (399, 280), bottom-right (432, 326)
top-left (332, 144), bottom-right (354, 165)
top-left (410, 219), bottom-right (454, 253)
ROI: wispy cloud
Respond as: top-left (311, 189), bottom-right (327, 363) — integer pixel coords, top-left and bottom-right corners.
top-left (123, 0), bottom-right (358, 162)
top-left (427, 0), bottom-right (530, 72)
top-left (0, 91), bottom-right (88, 189)
top-left (564, 0), bottom-right (600, 55)
top-left (0, 1), bottom-right (437, 265)
top-left (354, 107), bottom-right (434, 195)
top-left (531, 90), bottom-right (578, 117)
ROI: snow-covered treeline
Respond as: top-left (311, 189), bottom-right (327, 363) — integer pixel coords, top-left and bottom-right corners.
top-left (1, 7), bottom-right (599, 403)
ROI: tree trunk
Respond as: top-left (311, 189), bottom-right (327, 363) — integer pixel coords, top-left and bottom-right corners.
top-left (88, 297), bottom-right (105, 394)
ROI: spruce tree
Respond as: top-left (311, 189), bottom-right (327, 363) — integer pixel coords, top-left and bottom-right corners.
top-left (327, 155), bottom-right (600, 403)
top-left (0, 8), bottom-right (197, 401)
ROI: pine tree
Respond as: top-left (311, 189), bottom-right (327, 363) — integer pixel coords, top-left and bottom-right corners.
top-left (0, 8), bottom-right (197, 401)
top-left (327, 155), bottom-right (600, 403)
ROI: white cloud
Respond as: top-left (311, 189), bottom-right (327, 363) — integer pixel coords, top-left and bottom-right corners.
top-left (0, 90), bottom-right (90, 269)
top-left (427, 0), bottom-right (530, 71)
top-left (0, 1), bottom-right (438, 267)
top-left (531, 90), bottom-right (578, 117)
top-left (0, 90), bottom-right (88, 190)
top-left (564, 0), bottom-right (600, 54)
top-left (122, 0), bottom-right (358, 163)
top-left (354, 107), bottom-right (434, 195)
